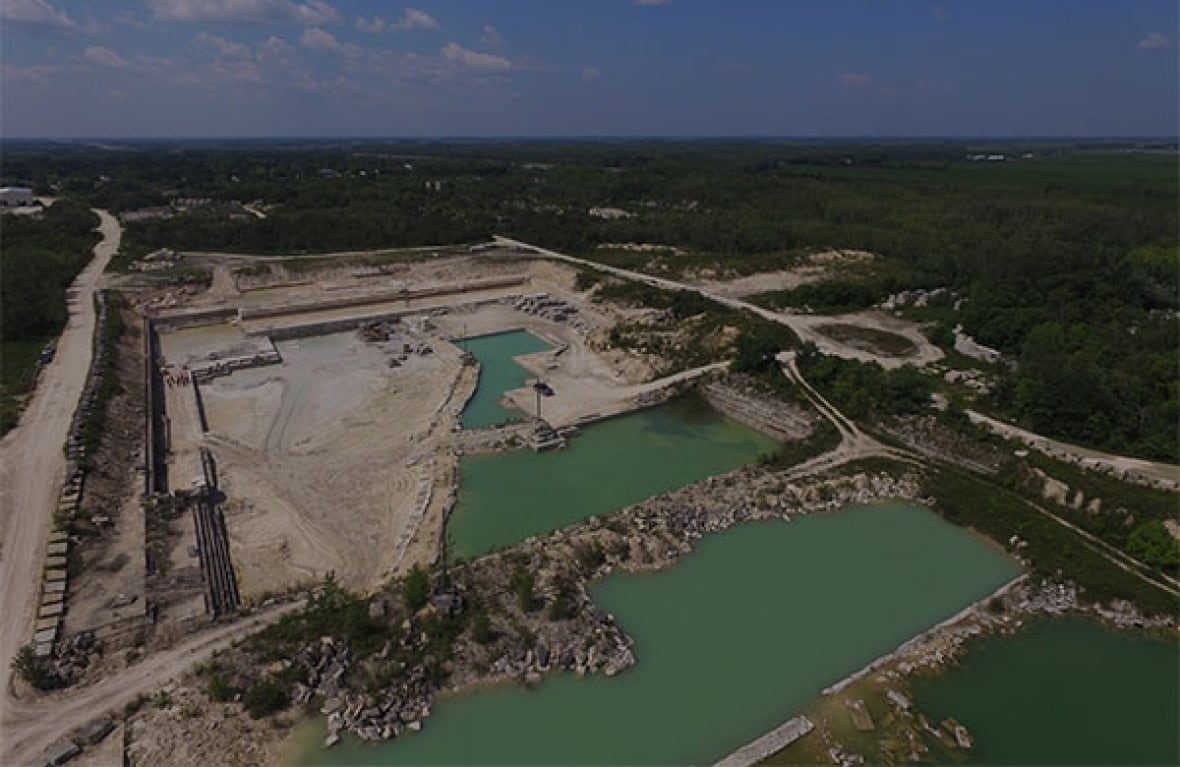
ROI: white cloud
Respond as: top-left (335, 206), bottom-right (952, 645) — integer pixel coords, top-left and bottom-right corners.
top-left (439, 42), bottom-right (512, 72)
top-left (1137, 32), bottom-right (1171, 50)
top-left (85, 45), bottom-right (130, 69)
top-left (197, 32), bottom-right (252, 57)
top-left (355, 15), bottom-right (385, 33)
top-left (1, 0), bottom-right (77, 32)
top-left (258, 34), bottom-right (294, 61)
top-left (392, 8), bottom-right (437, 31)
top-left (299, 26), bottom-right (339, 49)
top-left (481, 25), bottom-right (502, 47)
top-left (837, 73), bottom-right (872, 86)
top-left (581, 65), bottom-right (600, 80)
top-left (299, 26), bottom-right (361, 56)
top-left (1, 63), bottom-right (66, 83)
top-left (355, 8), bottom-right (436, 36)
top-left (144, 0), bottom-right (340, 25)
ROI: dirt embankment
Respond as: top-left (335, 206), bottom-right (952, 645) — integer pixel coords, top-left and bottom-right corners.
top-left (702, 375), bottom-right (819, 442)
top-left (65, 307), bottom-right (150, 639)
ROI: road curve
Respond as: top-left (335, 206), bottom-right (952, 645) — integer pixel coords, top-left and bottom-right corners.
top-left (2, 602), bottom-right (303, 765)
top-left (492, 236), bottom-right (942, 369)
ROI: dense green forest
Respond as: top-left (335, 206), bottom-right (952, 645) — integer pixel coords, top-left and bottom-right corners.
top-left (2, 139), bottom-right (1175, 459)
top-left (0, 200), bottom-right (100, 431)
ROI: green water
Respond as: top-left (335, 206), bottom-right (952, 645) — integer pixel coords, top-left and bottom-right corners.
top-left (912, 616), bottom-right (1179, 765)
top-left (450, 399), bottom-right (777, 558)
top-left (460, 330), bottom-right (554, 429)
top-left (306, 503), bottom-right (1020, 766)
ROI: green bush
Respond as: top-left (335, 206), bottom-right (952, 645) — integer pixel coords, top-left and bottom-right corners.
top-left (471, 610), bottom-right (493, 645)
top-left (1127, 522), bottom-right (1179, 571)
top-left (573, 542), bottom-right (606, 573)
top-left (10, 644), bottom-right (62, 691)
top-left (243, 679), bottom-right (289, 719)
top-left (401, 564), bottom-right (431, 612)
top-left (207, 673), bottom-right (236, 702)
top-left (510, 564), bottom-right (537, 612)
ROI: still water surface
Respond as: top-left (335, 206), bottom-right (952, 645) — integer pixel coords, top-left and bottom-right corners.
top-left (450, 398), bottom-right (777, 558)
top-left (912, 615), bottom-right (1179, 765)
top-left (306, 503), bottom-right (1020, 765)
top-left (459, 330), bottom-right (553, 429)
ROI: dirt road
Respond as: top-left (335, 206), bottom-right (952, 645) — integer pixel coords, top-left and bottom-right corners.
top-left (1, 602), bottom-right (302, 765)
top-left (492, 236), bottom-right (942, 369)
top-left (966, 409), bottom-right (1180, 490)
top-left (0, 210), bottom-right (118, 758)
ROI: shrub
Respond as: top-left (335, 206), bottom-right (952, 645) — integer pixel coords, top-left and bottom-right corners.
top-left (471, 610), bottom-right (493, 645)
top-left (401, 564), bottom-right (431, 612)
top-left (510, 564), bottom-right (537, 612)
top-left (10, 644), bottom-right (62, 691)
top-left (573, 542), bottom-right (606, 573)
top-left (207, 673), bottom-right (236, 702)
top-left (244, 679), bottom-right (289, 719)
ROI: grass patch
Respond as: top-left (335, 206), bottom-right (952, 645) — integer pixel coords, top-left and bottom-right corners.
top-left (923, 466), bottom-right (1176, 616)
top-left (748, 258), bottom-right (917, 314)
top-left (0, 337), bottom-right (52, 435)
top-left (594, 276), bottom-right (799, 375)
top-left (760, 419), bottom-right (841, 468)
top-left (77, 292), bottom-right (126, 468)
top-left (813, 323), bottom-right (918, 357)
top-left (1009, 450), bottom-right (1179, 577)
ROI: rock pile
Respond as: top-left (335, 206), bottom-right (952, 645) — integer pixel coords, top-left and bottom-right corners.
top-left (487, 610), bottom-right (635, 682)
top-left (48, 631), bottom-right (102, 684)
top-left (511, 293), bottom-right (578, 322)
top-left (879, 287), bottom-right (952, 311)
top-left (291, 635), bottom-right (434, 747)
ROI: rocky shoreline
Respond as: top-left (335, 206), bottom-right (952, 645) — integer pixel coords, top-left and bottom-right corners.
top-left (305, 465), bottom-right (922, 749)
top-left (759, 574), bottom-right (1178, 766)
top-left (123, 462), bottom-right (922, 766)
top-left (121, 451), bottom-right (1174, 767)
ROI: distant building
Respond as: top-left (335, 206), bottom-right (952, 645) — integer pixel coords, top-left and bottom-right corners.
top-left (0, 186), bottom-right (35, 207)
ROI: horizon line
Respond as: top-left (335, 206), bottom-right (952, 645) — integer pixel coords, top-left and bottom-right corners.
top-left (1, 134), bottom-right (1177, 144)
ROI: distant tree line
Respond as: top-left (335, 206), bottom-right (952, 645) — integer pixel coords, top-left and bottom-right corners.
top-left (1, 200), bottom-right (99, 340)
top-left (3, 141), bottom-right (1174, 459)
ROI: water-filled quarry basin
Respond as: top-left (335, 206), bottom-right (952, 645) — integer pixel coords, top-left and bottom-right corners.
top-left (450, 396), bottom-right (778, 558)
top-left (911, 615), bottom-right (1179, 765)
top-left (458, 329), bottom-right (554, 429)
top-left (304, 503), bottom-right (1021, 765)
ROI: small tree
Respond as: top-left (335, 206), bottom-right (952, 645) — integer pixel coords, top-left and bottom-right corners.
top-left (11, 644), bottom-right (59, 690)
top-left (731, 329), bottom-right (780, 374)
top-left (402, 564), bottom-right (431, 611)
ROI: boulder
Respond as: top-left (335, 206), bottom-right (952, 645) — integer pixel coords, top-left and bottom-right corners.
top-left (43, 739), bottom-right (81, 766)
top-left (76, 718), bottom-right (115, 746)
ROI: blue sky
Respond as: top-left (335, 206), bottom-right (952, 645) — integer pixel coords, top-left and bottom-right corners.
top-left (1, 0), bottom-right (1176, 138)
